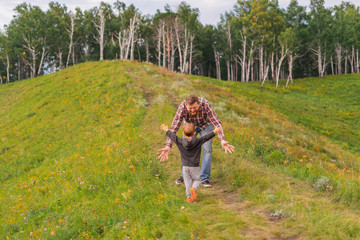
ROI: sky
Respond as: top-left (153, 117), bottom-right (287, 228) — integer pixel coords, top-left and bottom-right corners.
top-left (1, 0), bottom-right (359, 31)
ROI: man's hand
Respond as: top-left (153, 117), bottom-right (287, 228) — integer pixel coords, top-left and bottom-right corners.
top-left (221, 140), bottom-right (235, 154)
top-left (157, 146), bottom-right (170, 162)
top-left (160, 124), bottom-right (169, 132)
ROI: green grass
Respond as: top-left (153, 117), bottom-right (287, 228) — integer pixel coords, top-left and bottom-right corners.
top-left (216, 74), bottom-right (360, 153)
top-left (1, 60), bottom-right (360, 239)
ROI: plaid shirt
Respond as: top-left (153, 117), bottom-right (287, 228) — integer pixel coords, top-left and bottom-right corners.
top-left (166, 98), bottom-right (225, 148)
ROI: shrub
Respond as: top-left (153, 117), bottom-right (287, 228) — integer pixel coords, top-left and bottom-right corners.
top-left (313, 176), bottom-right (333, 192)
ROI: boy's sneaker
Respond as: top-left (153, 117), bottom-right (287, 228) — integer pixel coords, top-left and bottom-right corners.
top-left (175, 176), bottom-right (184, 185)
top-left (186, 197), bottom-right (192, 202)
top-left (201, 180), bottom-right (212, 188)
top-left (190, 187), bottom-right (197, 202)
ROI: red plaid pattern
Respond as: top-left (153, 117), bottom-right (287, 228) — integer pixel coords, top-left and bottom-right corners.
top-left (166, 98), bottom-right (225, 147)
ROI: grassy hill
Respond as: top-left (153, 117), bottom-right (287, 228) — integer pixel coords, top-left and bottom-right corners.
top-left (1, 60), bottom-right (360, 239)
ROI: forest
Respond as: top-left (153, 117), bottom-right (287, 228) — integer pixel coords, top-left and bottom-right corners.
top-left (0, 0), bottom-right (359, 86)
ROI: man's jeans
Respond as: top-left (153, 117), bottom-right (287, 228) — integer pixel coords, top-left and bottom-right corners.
top-left (181, 124), bottom-right (213, 182)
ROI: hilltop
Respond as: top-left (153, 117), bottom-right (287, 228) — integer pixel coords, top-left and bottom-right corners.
top-left (1, 60), bottom-right (360, 239)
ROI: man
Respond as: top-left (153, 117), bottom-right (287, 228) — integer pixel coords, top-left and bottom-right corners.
top-left (158, 95), bottom-right (235, 187)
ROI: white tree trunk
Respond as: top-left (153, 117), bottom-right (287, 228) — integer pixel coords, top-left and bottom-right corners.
top-left (22, 35), bottom-right (38, 78)
top-left (311, 43), bottom-right (326, 78)
top-left (214, 46), bottom-right (221, 80)
top-left (129, 14), bottom-right (139, 61)
top-left (66, 12), bottom-right (75, 68)
top-left (72, 45), bottom-right (75, 64)
top-left (242, 35), bottom-right (246, 82)
top-left (226, 23), bottom-right (235, 81)
top-left (182, 27), bottom-right (189, 73)
top-left (157, 26), bottom-right (162, 65)
top-left (275, 44), bottom-right (288, 88)
top-left (6, 53), bottom-right (10, 83)
top-left (344, 49), bottom-right (348, 74)
top-left (92, 9), bottom-right (105, 61)
top-left (130, 34), bottom-right (135, 61)
top-left (261, 66), bottom-right (269, 86)
top-left (259, 41), bottom-right (264, 81)
top-left (175, 19), bottom-right (182, 71)
top-left (350, 46), bottom-right (355, 73)
top-left (318, 44), bottom-right (323, 77)
top-left (162, 26), bottom-right (166, 68)
top-left (231, 63), bottom-right (235, 81)
top-left (271, 51), bottom-right (275, 80)
top-left (335, 43), bottom-right (342, 75)
top-left (38, 45), bottom-right (48, 76)
top-left (116, 30), bottom-right (125, 59)
top-left (57, 49), bottom-right (62, 71)
top-left (235, 51), bottom-right (245, 82)
top-left (146, 41), bottom-right (149, 63)
top-left (155, 21), bottom-right (164, 66)
top-left (286, 53), bottom-right (293, 88)
top-left (226, 60), bottom-right (230, 81)
top-left (246, 40), bottom-right (254, 83)
top-left (189, 35), bottom-right (194, 74)
top-left (356, 48), bottom-right (359, 73)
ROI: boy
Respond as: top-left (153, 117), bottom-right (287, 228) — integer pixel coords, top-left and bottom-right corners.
top-left (160, 122), bottom-right (222, 202)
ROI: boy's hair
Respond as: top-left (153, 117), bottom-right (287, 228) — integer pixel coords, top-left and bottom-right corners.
top-left (185, 95), bottom-right (199, 105)
top-left (183, 122), bottom-right (195, 137)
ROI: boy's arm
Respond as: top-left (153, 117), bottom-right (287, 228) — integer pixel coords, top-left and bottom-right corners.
top-left (199, 126), bottom-right (222, 145)
top-left (166, 130), bottom-right (181, 145)
top-left (165, 103), bottom-right (185, 148)
top-left (200, 131), bottom-right (216, 144)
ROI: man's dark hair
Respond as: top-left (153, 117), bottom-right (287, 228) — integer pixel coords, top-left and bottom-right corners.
top-left (185, 95), bottom-right (199, 105)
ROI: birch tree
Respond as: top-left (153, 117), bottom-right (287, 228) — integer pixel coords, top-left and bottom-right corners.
top-left (153, 6), bottom-right (176, 69)
top-left (154, 20), bottom-right (165, 66)
top-left (0, 32), bottom-right (11, 83)
top-left (234, 1), bottom-right (256, 82)
top-left (332, 4), bottom-right (347, 75)
top-left (309, 0), bottom-right (331, 78)
top-left (7, 3), bottom-right (49, 79)
top-left (89, 3), bottom-right (113, 61)
top-left (284, 0), bottom-right (308, 83)
top-left (343, 4), bottom-right (360, 74)
top-left (176, 2), bottom-right (200, 74)
top-left (275, 29), bottom-right (292, 87)
top-left (93, 9), bottom-right (106, 61)
top-left (47, 2), bottom-right (69, 71)
top-left (66, 12), bottom-right (75, 67)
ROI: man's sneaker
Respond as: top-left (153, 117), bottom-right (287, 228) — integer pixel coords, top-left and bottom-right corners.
top-left (175, 176), bottom-right (184, 185)
top-left (186, 197), bottom-right (192, 202)
top-left (201, 180), bottom-right (212, 188)
top-left (190, 187), bottom-right (197, 202)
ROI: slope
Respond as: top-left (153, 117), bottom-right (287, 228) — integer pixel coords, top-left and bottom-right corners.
top-left (1, 60), bottom-right (360, 239)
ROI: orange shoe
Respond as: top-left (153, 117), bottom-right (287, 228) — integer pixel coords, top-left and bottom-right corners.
top-left (186, 197), bottom-right (192, 202)
top-left (190, 187), bottom-right (197, 202)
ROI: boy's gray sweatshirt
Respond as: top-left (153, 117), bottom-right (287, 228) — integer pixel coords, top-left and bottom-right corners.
top-left (166, 130), bottom-right (215, 167)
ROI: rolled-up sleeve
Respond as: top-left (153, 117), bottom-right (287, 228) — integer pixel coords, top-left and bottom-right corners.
top-left (205, 100), bottom-right (225, 141)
